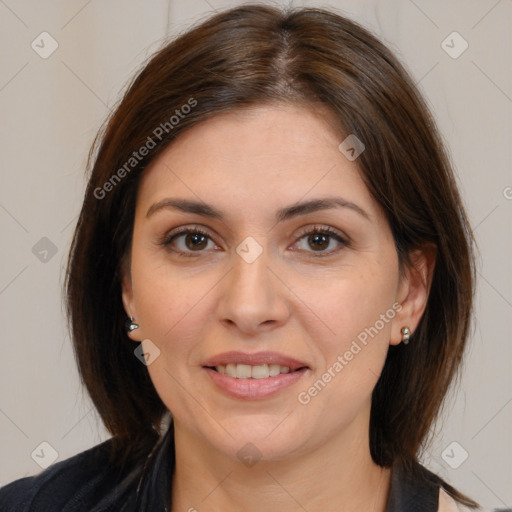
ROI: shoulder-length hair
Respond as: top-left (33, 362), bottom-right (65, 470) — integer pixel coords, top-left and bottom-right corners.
top-left (64, 4), bottom-right (477, 507)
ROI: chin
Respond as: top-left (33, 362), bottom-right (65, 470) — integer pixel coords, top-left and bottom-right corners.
top-left (200, 413), bottom-right (311, 464)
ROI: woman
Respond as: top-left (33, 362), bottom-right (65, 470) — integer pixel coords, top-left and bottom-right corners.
top-left (0, 4), bottom-right (508, 511)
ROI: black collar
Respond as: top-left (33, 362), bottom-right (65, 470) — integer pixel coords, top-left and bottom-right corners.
top-left (385, 459), bottom-right (440, 511)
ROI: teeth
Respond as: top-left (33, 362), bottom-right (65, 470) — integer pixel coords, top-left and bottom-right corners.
top-left (215, 363), bottom-right (293, 378)
top-left (236, 364), bottom-right (252, 379)
top-left (269, 364), bottom-right (281, 377)
top-left (251, 364), bottom-right (269, 379)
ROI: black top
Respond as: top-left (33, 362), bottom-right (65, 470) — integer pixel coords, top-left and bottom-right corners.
top-left (0, 424), bottom-right (504, 511)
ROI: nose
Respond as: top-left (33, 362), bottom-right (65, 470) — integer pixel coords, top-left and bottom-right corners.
top-left (216, 243), bottom-right (290, 335)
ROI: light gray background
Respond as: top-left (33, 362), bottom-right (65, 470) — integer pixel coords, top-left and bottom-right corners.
top-left (0, 0), bottom-right (511, 508)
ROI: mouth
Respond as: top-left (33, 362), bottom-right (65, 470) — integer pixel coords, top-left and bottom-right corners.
top-left (201, 350), bottom-right (310, 377)
top-left (204, 363), bottom-right (308, 379)
top-left (201, 351), bottom-right (310, 399)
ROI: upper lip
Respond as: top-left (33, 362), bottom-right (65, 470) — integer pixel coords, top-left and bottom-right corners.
top-left (202, 351), bottom-right (309, 372)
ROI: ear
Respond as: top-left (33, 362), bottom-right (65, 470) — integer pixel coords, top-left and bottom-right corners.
top-left (120, 256), bottom-right (139, 342)
top-left (390, 245), bottom-right (437, 346)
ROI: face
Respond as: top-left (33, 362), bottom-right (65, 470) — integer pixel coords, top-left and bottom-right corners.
top-left (122, 103), bottom-right (426, 463)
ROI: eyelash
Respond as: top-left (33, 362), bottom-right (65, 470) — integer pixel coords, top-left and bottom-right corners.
top-left (158, 225), bottom-right (349, 258)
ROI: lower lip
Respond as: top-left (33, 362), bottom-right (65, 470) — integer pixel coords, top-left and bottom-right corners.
top-left (203, 367), bottom-right (308, 400)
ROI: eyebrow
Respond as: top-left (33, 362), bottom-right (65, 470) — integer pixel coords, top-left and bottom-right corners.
top-left (146, 196), bottom-right (370, 222)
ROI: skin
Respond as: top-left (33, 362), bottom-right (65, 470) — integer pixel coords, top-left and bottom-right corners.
top-left (122, 103), bottom-right (434, 512)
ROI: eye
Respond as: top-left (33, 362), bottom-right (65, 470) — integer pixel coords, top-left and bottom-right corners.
top-left (160, 227), bottom-right (217, 256)
top-left (292, 226), bottom-right (349, 256)
top-left (159, 224), bottom-right (349, 258)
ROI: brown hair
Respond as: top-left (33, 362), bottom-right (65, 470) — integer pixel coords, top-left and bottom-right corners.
top-left (64, 4), bottom-right (477, 506)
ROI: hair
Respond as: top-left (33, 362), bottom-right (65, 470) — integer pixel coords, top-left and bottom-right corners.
top-left (64, 3), bottom-right (477, 507)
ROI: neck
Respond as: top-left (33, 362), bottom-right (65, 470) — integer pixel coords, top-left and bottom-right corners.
top-left (170, 409), bottom-right (391, 512)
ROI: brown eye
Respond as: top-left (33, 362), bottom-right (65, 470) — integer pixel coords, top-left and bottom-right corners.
top-left (184, 232), bottom-right (208, 251)
top-left (293, 226), bottom-right (349, 256)
top-left (160, 227), bottom-right (216, 256)
top-left (307, 232), bottom-right (330, 251)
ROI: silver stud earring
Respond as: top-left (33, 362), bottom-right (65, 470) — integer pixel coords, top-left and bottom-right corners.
top-left (125, 316), bottom-right (139, 333)
top-left (401, 326), bottom-right (411, 344)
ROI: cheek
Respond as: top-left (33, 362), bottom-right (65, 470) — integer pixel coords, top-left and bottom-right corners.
top-left (132, 265), bottom-right (214, 414)
top-left (131, 243), bottom-right (203, 335)
top-left (298, 264), bottom-right (398, 396)
top-left (309, 266), bottom-right (397, 343)
top-left (130, 251), bottom-right (220, 377)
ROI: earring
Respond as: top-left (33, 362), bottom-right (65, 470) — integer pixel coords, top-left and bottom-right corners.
top-left (401, 326), bottom-right (411, 345)
top-left (125, 316), bottom-right (139, 333)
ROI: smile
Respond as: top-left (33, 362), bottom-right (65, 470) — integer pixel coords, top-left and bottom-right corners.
top-left (201, 350), bottom-right (310, 399)
top-left (210, 363), bottom-right (295, 379)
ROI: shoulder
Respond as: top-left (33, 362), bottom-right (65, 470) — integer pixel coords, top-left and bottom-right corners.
top-left (438, 489), bottom-right (478, 512)
top-left (0, 438), bottom-right (141, 512)
top-left (390, 461), bottom-right (511, 512)
top-left (438, 488), bottom-right (512, 512)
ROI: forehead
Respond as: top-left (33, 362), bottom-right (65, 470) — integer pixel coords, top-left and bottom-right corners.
top-left (179, 103), bottom-right (342, 152)
top-left (135, 104), bottom-right (378, 221)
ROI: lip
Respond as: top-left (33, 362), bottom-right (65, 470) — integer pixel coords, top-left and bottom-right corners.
top-left (201, 351), bottom-right (310, 400)
top-left (203, 366), bottom-right (309, 400)
top-left (202, 351), bottom-right (309, 372)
